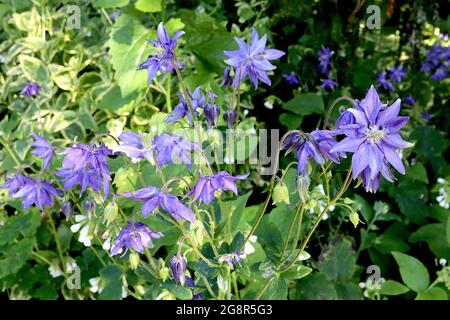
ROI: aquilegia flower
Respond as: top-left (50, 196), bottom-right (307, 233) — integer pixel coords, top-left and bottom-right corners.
top-left (224, 28), bottom-right (285, 88)
top-left (388, 65), bottom-right (407, 83)
top-left (120, 186), bottom-right (195, 223)
top-left (282, 130), bottom-right (345, 175)
top-left (31, 133), bottom-right (55, 170)
top-left (330, 85), bottom-right (412, 192)
top-left (188, 171), bottom-right (249, 205)
top-left (153, 134), bottom-right (199, 169)
top-left (223, 109), bottom-right (237, 129)
top-left (1, 172), bottom-right (32, 195)
top-left (320, 78), bottom-right (338, 90)
top-left (221, 67), bottom-right (233, 87)
top-left (403, 96), bottom-right (415, 105)
top-left (218, 252), bottom-right (243, 270)
top-left (139, 22), bottom-right (185, 84)
top-left (203, 92), bottom-right (220, 129)
top-left (317, 46), bottom-right (333, 75)
top-left (55, 143), bottom-right (112, 199)
top-left (170, 253), bottom-right (187, 285)
top-left (12, 178), bottom-right (60, 211)
top-left (376, 71), bottom-right (394, 92)
top-left (21, 82), bottom-right (40, 97)
top-left (115, 131), bottom-right (155, 162)
top-left (167, 87), bottom-right (205, 125)
top-left (283, 72), bottom-right (299, 85)
top-left (111, 221), bottom-right (163, 256)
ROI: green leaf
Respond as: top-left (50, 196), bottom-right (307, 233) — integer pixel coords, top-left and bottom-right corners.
top-left (281, 265), bottom-right (313, 280)
top-left (391, 180), bottom-right (428, 224)
top-left (392, 252), bottom-right (430, 292)
top-left (282, 93), bottom-right (324, 115)
top-left (0, 212), bottom-right (41, 245)
top-left (135, 0), bottom-right (162, 13)
top-left (416, 287), bottom-right (448, 300)
top-left (318, 237), bottom-right (356, 281)
top-left (259, 277), bottom-right (288, 300)
top-left (292, 272), bottom-right (338, 300)
top-left (0, 237), bottom-right (36, 279)
top-left (167, 284), bottom-right (193, 300)
top-left (404, 163), bottom-right (428, 183)
top-left (93, 0), bottom-right (129, 8)
top-left (108, 12), bottom-right (152, 96)
top-left (409, 223), bottom-right (450, 260)
top-left (18, 54), bottom-right (49, 83)
top-left (279, 113), bottom-right (302, 129)
top-left (380, 280), bottom-right (410, 295)
top-left (97, 85), bottom-right (140, 114)
top-left (57, 224), bottom-right (73, 253)
top-left (99, 265), bottom-right (123, 300)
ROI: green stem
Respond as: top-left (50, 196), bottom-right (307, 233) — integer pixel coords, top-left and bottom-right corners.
top-left (0, 137), bottom-right (22, 169)
top-left (47, 214), bottom-right (67, 277)
top-left (166, 73), bottom-right (172, 112)
top-left (231, 272), bottom-right (240, 300)
top-left (170, 60), bottom-right (196, 125)
top-left (276, 203), bottom-right (304, 266)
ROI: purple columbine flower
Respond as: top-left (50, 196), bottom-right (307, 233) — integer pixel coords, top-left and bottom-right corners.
top-left (115, 131), bottom-right (155, 162)
top-left (320, 78), bottom-right (338, 90)
top-left (376, 71), bottom-right (394, 92)
top-left (188, 171), bottom-right (249, 205)
top-left (223, 109), bottom-right (236, 128)
top-left (153, 134), bottom-right (199, 169)
top-left (224, 28), bottom-right (285, 88)
top-left (221, 67), bottom-right (233, 87)
top-left (330, 85), bottom-right (412, 192)
top-left (139, 22), bottom-right (185, 84)
top-left (421, 44), bottom-right (450, 80)
top-left (283, 72), bottom-right (300, 85)
top-left (55, 143), bottom-right (112, 199)
top-left (403, 96), bottom-right (415, 105)
top-left (167, 87), bottom-right (205, 125)
top-left (31, 133), bottom-right (55, 170)
top-left (1, 172), bottom-right (33, 195)
top-left (388, 65), bottom-right (407, 83)
top-left (120, 186), bottom-right (195, 223)
top-left (421, 112), bottom-right (432, 121)
top-left (60, 201), bottom-right (73, 218)
top-left (218, 252), bottom-right (243, 270)
top-left (110, 221), bottom-right (163, 256)
top-left (317, 46), bottom-right (333, 75)
top-left (12, 178), bottom-right (60, 211)
top-left (430, 65), bottom-right (448, 80)
top-left (170, 253), bottom-right (187, 285)
top-left (21, 82), bottom-right (40, 97)
top-left (204, 92), bottom-right (220, 129)
top-left (282, 130), bottom-right (344, 175)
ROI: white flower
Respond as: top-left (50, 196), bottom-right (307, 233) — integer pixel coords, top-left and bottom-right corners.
top-left (437, 177), bottom-right (446, 184)
top-left (89, 277), bottom-right (102, 293)
top-left (241, 235), bottom-right (257, 258)
top-left (70, 214), bottom-right (93, 247)
top-left (264, 100), bottom-right (274, 109)
top-left (48, 257), bottom-right (78, 278)
top-left (48, 264), bottom-right (63, 278)
top-left (359, 282), bottom-right (366, 289)
top-left (439, 258), bottom-right (447, 266)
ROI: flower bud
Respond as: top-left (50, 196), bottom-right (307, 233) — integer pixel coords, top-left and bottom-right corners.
top-left (220, 67), bottom-right (233, 87)
top-left (349, 211), bottom-right (360, 228)
top-left (296, 174), bottom-right (310, 203)
top-left (159, 267), bottom-right (170, 281)
top-left (104, 201), bottom-right (118, 225)
top-left (223, 109), bottom-right (236, 128)
top-left (169, 253), bottom-right (187, 286)
top-left (60, 201), bottom-right (73, 218)
top-left (129, 252), bottom-right (140, 269)
top-left (272, 181), bottom-right (290, 205)
top-left (204, 103), bottom-right (220, 129)
top-left (83, 199), bottom-right (96, 215)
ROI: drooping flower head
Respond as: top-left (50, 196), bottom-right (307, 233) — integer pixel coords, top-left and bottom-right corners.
top-left (330, 85), bottom-right (413, 192)
top-left (282, 130), bottom-right (344, 176)
top-left (403, 96), bottom-right (415, 105)
top-left (12, 178), bottom-right (60, 211)
top-left (110, 221), bottom-right (163, 256)
top-left (220, 67), bottom-right (233, 87)
top-left (1, 172), bottom-right (33, 195)
top-left (223, 109), bottom-right (237, 129)
top-left (120, 186), bottom-right (195, 223)
top-left (283, 72), bottom-right (300, 85)
top-left (376, 71), bottom-right (394, 92)
top-left (139, 22), bottom-right (185, 84)
top-left (218, 252), bottom-right (243, 270)
top-left (55, 143), bottom-right (112, 199)
top-left (203, 91), bottom-right (220, 129)
top-left (167, 87), bottom-right (205, 125)
top-left (31, 133), bottom-right (55, 170)
top-left (188, 171), bottom-right (249, 205)
top-left (224, 28), bottom-right (285, 88)
top-left (388, 65), bottom-right (407, 83)
top-left (170, 253), bottom-right (187, 285)
top-left (21, 82), bottom-right (40, 97)
top-left (60, 201), bottom-right (73, 218)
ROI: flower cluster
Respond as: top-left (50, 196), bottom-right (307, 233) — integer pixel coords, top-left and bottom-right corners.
top-left (317, 46), bottom-right (338, 90)
top-left (376, 65), bottom-right (406, 92)
top-left (421, 44), bottom-right (450, 80)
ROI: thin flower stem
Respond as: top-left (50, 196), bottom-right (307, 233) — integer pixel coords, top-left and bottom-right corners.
top-left (90, 245), bottom-right (107, 267)
top-left (47, 213), bottom-right (67, 277)
top-left (280, 169), bottom-right (353, 272)
top-left (285, 203), bottom-right (306, 262)
top-left (0, 137), bottom-right (22, 169)
top-left (166, 73), bottom-right (172, 112)
top-left (32, 251), bottom-right (52, 265)
top-left (234, 69), bottom-right (243, 127)
top-left (255, 276), bottom-right (273, 300)
top-left (276, 202), bottom-right (304, 266)
top-left (170, 60), bottom-right (197, 125)
top-left (231, 272), bottom-right (240, 300)
top-left (321, 96), bottom-right (357, 129)
top-left (202, 276), bottom-right (217, 299)
top-left (100, 8), bottom-right (113, 26)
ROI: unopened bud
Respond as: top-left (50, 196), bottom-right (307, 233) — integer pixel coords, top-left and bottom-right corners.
top-left (104, 201), bottom-right (118, 225)
top-left (129, 252), bottom-right (140, 269)
top-left (272, 181), bottom-right (290, 205)
top-left (296, 174), bottom-right (310, 203)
